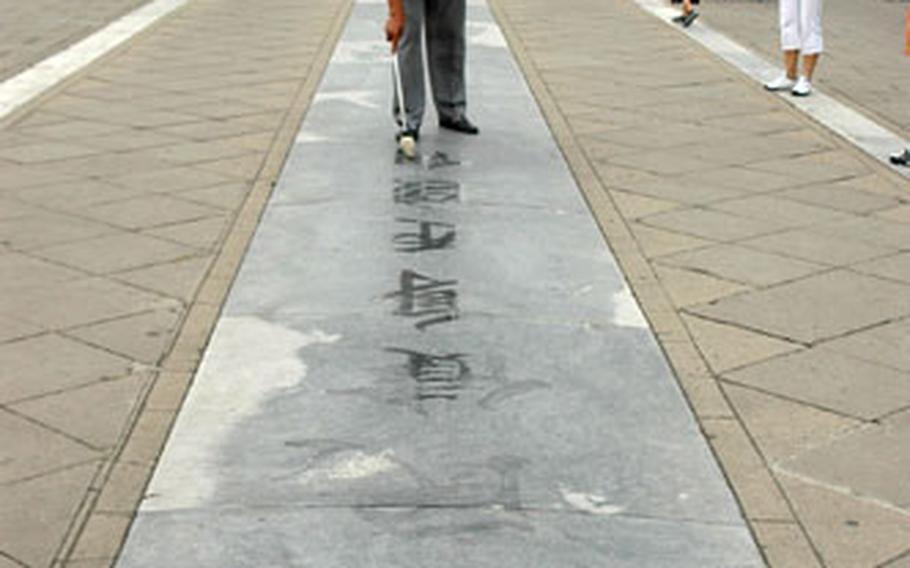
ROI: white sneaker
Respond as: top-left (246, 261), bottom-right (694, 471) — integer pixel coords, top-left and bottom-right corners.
top-left (764, 74), bottom-right (796, 92)
top-left (791, 76), bottom-right (813, 97)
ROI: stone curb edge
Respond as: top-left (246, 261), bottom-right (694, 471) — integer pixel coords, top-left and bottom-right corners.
top-left (53, 0), bottom-right (356, 565)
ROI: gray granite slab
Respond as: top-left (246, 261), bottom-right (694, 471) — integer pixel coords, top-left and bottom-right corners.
top-left (116, 1), bottom-right (764, 566)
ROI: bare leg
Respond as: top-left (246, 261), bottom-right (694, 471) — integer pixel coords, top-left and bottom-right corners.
top-left (682, 0), bottom-right (693, 14)
top-left (802, 53), bottom-right (820, 81)
top-left (783, 50), bottom-right (799, 80)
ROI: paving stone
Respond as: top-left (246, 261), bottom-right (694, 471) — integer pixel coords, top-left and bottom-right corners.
top-left (13, 179), bottom-right (142, 211)
top-left (679, 166), bottom-right (796, 193)
top-left (0, 408), bottom-right (100, 484)
top-left (0, 252), bottom-right (84, 292)
top-left (0, 197), bottom-right (38, 220)
top-left (107, 167), bottom-right (233, 194)
top-left (81, 129), bottom-right (187, 152)
top-left (740, 229), bottom-right (894, 267)
top-left (144, 216), bottom-right (231, 250)
top-left (628, 223), bottom-right (712, 259)
top-left (192, 153), bottom-right (265, 180)
top-left (689, 270), bottom-right (910, 344)
top-left (780, 184), bottom-right (901, 214)
top-left (641, 207), bottom-right (786, 241)
top-left (724, 383), bottom-right (861, 463)
top-left (876, 205), bottom-right (910, 225)
top-left (785, 410), bottom-right (910, 511)
top-left (77, 195), bottom-right (221, 231)
top-left (0, 462), bottom-right (99, 568)
top-left (810, 217), bottom-right (910, 249)
top-left (18, 120), bottom-right (125, 142)
top-left (114, 256), bottom-right (213, 302)
top-left (751, 521), bottom-right (823, 568)
top-left (0, 142), bottom-right (103, 164)
top-left (0, 334), bottom-right (131, 403)
top-left (825, 175), bottom-right (910, 200)
top-left (612, 175), bottom-right (748, 205)
top-left (0, 211), bottom-right (114, 250)
top-left (654, 264), bottom-right (750, 308)
top-left (779, 475), bottom-right (910, 568)
top-left (708, 195), bottom-right (852, 229)
top-left (658, 244), bottom-right (826, 287)
top-left (68, 308), bottom-right (183, 364)
top-left (723, 348), bottom-right (910, 421)
top-left (702, 419), bottom-right (793, 520)
top-left (33, 233), bottom-right (198, 275)
top-left (853, 252), bottom-right (910, 284)
top-left (823, 319), bottom-right (910, 373)
top-left (746, 150), bottom-right (872, 185)
top-left (681, 314), bottom-right (799, 374)
top-left (178, 182), bottom-right (251, 211)
top-left (0, 315), bottom-right (43, 343)
top-left (13, 374), bottom-right (149, 450)
top-left (149, 140), bottom-right (258, 166)
top-left (0, 278), bottom-right (178, 331)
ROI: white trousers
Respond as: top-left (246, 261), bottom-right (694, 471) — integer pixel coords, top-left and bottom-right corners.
top-left (779, 0), bottom-right (823, 55)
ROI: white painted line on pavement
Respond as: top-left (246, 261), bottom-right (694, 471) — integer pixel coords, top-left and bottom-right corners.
top-left (635, 0), bottom-right (909, 176)
top-left (0, 0), bottom-right (189, 121)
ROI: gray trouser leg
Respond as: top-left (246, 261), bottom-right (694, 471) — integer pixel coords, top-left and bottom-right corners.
top-left (395, 0), bottom-right (426, 132)
top-left (426, 0), bottom-right (466, 121)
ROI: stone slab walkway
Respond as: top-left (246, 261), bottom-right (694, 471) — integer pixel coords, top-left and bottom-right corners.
top-left (0, 0), bottom-right (350, 565)
top-left (113, 1), bottom-right (761, 566)
top-left (489, 0), bottom-right (910, 566)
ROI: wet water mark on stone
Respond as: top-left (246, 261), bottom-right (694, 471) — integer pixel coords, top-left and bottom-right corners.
top-left (393, 217), bottom-right (456, 252)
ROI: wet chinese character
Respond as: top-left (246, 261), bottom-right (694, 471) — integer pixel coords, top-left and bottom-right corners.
top-left (428, 151), bottom-right (461, 170)
top-left (385, 269), bottom-right (459, 330)
top-left (393, 179), bottom-right (460, 204)
top-left (393, 218), bottom-right (456, 253)
top-left (386, 348), bottom-right (470, 401)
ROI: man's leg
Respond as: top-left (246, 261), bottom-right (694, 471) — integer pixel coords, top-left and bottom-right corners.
top-left (425, 0), bottom-right (467, 122)
top-left (396, 0), bottom-right (426, 133)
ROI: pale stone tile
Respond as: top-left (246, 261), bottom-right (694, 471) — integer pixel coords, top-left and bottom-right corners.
top-left (689, 270), bottom-right (910, 344)
top-left (779, 475), bottom-right (910, 568)
top-left (13, 374), bottom-right (149, 450)
top-left (784, 410), bottom-right (910, 510)
top-left (780, 184), bottom-right (901, 214)
top-left (0, 142), bottom-right (102, 164)
top-left (144, 216), bottom-right (230, 250)
top-left (33, 233), bottom-right (197, 274)
top-left (0, 197), bottom-right (37, 220)
top-left (629, 223), bottom-right (713, 258)
top-left (149, 140), bottom-right (258, 165)
top-left (19, 120), bottom-right (125, 141)
top-left (741, 229), bottom-right (894, 267)
top-left (13, 179), bottom-right (141, 211)
top-left (609, 189), bottom-right (681, 219)
top-left (80, 129), bottom-right (186, 152)
top-left (0, 315), bottom-right (43, 343)
top-left (681, 314), bottom-right (799, 374)
top-left (751, 521), bottom-right (823, 568)
top-left (724, 348), bottom-right (910, 420)
top-left (0, 408), bottom-right (100, 484)
top-left (876, 205), bottom-right (910, 224)
top-left (824, 319), bottom-right (910, 373)
top-left (67, 308), bottom-right (183, 364)
top-left (0, 252), bottom-right (84, 292)
top-left (853, 252), bottom-right (910, 284)
top-left (810, 217), bottom-right (910, 250)
top-left (0, 462), bottom-right (99, 568)
top-left (107, 166), bottom-right (232, 193)
top-left (655, 264), bottom-right (750, 307)
top-left (658, 244), bottom-right (826, 287)
top-left (114, 256), bottom-right (213, 302)
top-left (679, 166), bottom-right (795, 193)
top-left (709, 195), bottom-right (852, 229)
top-left (94, 460), bottom-right (154, 514)
top-left (642, 208), bottom-right (786, 241)
top-left (192, 153), bottom-right (265, 180)
top-left (746, 150), bottom-right (871, 184)
top-left (0, 212), bottom-right (113, 250)
top-left (724, 383), bottom-right (861, 463)
top-left (179, 182), bottom-right (251, 211)
top-left (69, 512), bottom-right (132, 561)
top-left (0, 278), bottom-right (178, 330)
top-left (0, 334), bottom-right (131, 403)
top-left (76, 195), bottom-right (221, 231)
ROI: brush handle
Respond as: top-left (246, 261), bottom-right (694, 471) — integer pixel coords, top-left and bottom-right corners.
top-left (392, 55), bottom-right (408, 127)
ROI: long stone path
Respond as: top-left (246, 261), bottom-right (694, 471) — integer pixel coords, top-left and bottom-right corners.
top-left (113, 1), bottom-right (762, 565)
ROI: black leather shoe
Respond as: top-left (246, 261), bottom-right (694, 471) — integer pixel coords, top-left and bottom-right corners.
top-left (890, 149), bottom-right (910, 167)
top-left (439, 115), bottom-right (479, 135)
